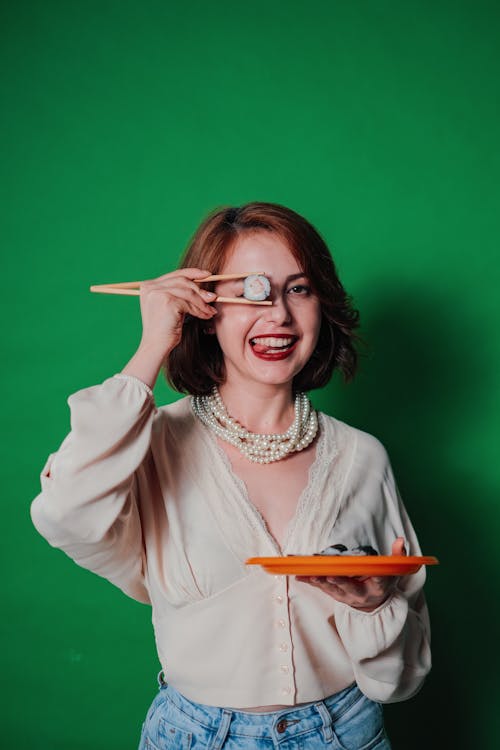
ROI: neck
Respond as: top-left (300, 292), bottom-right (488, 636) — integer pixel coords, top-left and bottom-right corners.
top-left (217, 381), bottom-right (296, 434)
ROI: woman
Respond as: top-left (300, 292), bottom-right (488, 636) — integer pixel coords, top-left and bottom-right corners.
top-left (31, 202), bottom-right (431, 749)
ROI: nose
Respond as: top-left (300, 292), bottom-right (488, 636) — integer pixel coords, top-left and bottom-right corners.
top-left (263, 291), bottom-right (292, 326)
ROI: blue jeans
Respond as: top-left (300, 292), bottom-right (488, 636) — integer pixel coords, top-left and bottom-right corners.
top-left (138, 673), bottom-right (391, 749)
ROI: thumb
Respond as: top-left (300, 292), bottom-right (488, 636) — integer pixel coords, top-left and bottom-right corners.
top-left (391, 537), bottom-right (407, 556)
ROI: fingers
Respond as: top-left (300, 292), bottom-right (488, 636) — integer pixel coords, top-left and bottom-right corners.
top-left (142, 290), bottom-right (215, 326)
top-left (325, 576), bottom-right (381, 598)
top-left (296, 573), bottom-right (394, 610)
top-left (295, 575), bottom-right (331, 590)
top-left (135, 269), bottom-right (221, 356)
top-left (160, 283), bottom-right (217, 318)
top-left (141, 277), bottom-right (217, 319)
top-left (391, 537), bottom-right (407, 556)
top-left (296, 575), bottom-right (348, 597)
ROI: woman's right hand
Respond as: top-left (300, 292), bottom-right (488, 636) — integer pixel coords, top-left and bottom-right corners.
top-left (138, 268), bottom-right (217, 357)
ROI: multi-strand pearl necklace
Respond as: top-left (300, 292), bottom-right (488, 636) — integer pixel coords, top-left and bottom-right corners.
top-left (191, 386), bottom-right (318, 464)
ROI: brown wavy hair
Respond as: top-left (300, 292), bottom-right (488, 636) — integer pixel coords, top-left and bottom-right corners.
top-left (165, 202), bottom-right (361, 395)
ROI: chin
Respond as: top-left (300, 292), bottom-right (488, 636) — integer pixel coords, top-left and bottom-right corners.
top-left (249, 365), bottom-right (304, 387)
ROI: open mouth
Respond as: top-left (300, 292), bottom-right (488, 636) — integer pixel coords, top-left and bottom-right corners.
top-left (249, 335), bottom-right (299, 356)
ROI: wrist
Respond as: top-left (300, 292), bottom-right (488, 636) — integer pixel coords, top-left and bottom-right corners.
top-left (138, 338), bottom-right (171, 359)
top-left (351, 604), bottom-right (380, 613)
top-left (350, 592), bottom-right (393, 613)
top-left (122, 340), bottom-right (169, 390)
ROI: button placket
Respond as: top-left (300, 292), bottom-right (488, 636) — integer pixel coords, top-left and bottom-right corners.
top-left (273, 575), bottom-right (294, 699)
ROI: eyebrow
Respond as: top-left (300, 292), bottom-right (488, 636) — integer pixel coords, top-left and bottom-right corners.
top-left (285, 273), bottom-right (308, 282)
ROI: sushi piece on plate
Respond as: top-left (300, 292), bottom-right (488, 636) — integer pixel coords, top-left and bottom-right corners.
top-left (316, 544), bottom-right (379, 556)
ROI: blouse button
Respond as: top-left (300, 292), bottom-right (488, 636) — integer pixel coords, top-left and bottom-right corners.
top-left (275, 595), bottom-right (284, 604)
top-left (280, 665), bottom-right (289, 674)
top-left (279, 643), bottom-right (288, 652)
top-left (277, 619), bottom-right (286, 628)
top-left (281, 686), bottom-right (292, 696)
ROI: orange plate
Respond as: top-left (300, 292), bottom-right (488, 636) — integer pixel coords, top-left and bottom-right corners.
top-left (245, 555), bottom-right (439, 577)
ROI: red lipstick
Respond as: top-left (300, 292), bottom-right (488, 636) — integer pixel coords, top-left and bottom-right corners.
top-left (249, 334), bottom-right (299, 361)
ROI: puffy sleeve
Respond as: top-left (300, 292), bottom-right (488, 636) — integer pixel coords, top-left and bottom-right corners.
top-left (30, 374), bottom-right (157, 604)
top-left (331, 431), bottom-right (432, 703)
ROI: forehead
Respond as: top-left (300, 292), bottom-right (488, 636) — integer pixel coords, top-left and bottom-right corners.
top-left (220, 231), bottom-right (302, 274)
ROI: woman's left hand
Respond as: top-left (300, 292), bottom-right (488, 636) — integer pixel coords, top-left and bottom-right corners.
top-left (296, 538), bottom-right (406, 612)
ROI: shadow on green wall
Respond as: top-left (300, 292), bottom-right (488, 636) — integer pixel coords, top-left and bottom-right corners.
top-left (316, 281), bottom-right (494, 749)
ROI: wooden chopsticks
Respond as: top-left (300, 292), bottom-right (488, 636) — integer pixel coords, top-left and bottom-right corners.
top-left (90, 272), bottom-right (273, 305)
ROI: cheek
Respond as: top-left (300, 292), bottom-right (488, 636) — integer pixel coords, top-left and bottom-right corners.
top-left (213, 308), bottom-right (256, 346)
top-left (304, 303), bottom-right (322, 343)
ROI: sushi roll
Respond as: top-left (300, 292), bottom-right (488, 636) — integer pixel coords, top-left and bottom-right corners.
top-left (243, 274), bottom-right (271, 301)
top-left (316, 544), bottom-right (379, 556)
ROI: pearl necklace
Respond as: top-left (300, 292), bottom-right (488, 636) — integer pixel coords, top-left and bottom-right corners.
top-left (191, 386), bottom-right (318, 464)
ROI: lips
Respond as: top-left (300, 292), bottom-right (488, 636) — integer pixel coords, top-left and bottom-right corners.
top-left (249, 333), bottom-right (299, 360)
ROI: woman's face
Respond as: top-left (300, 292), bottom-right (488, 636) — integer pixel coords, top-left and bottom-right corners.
top-left (212, 231), bottom-right (322, 390)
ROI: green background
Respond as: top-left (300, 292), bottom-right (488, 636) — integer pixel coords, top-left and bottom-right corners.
top-left (2, 1), bottom-right (499, 747)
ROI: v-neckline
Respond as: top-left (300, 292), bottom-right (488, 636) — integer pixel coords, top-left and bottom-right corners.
top-left (193, 407), bottom-right (327, 556)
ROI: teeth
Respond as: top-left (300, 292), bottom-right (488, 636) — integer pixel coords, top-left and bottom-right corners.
top-left (251, 337), bottom-right (295, 347)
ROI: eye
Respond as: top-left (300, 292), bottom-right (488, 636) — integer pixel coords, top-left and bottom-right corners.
top-left (287, 284), bottom-right (311, 295)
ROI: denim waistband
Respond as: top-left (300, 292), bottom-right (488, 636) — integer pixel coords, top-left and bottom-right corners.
top-left (158, 676), bottom-right (363, 741)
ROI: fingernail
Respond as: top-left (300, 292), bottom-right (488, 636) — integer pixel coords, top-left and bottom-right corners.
top-left (203, 291), bottom-right (217, 299)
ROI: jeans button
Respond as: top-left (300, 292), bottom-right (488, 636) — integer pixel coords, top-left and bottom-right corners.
top-left (276, 719), bottom-right (288, 733)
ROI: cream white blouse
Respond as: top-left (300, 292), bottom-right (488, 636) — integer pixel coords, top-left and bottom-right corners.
top-left (30, 374), bottom-right (431, 708)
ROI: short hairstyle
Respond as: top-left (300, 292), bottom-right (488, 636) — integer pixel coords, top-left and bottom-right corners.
top-left (165, 202), bottom-right (361, 395)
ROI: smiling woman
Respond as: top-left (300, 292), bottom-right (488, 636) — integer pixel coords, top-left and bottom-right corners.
top-left (208, 233), bottom-right (322, 402)
top-left (167, 202), bottom-right (361, 396)
top-left (30, 202), bottom-right (431, 749)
